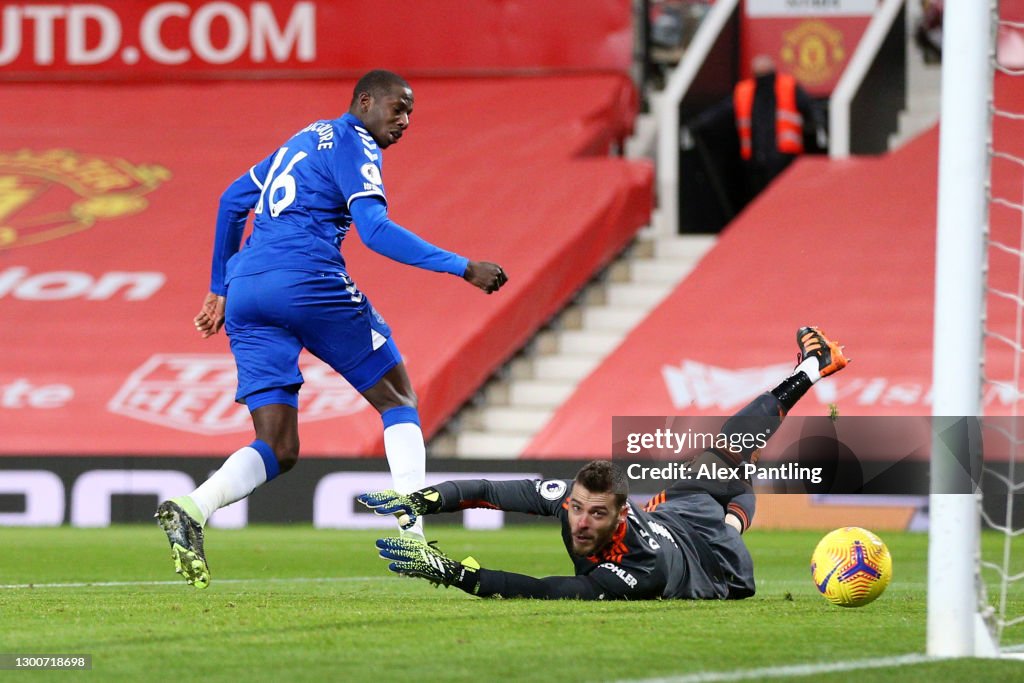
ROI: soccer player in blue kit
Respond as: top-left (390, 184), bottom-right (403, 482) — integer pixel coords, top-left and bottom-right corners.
top-left (156, 70), bottom-right (508, 589)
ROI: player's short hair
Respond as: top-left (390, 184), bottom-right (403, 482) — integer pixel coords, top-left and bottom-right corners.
top-left (573, 460), bottom-right (629, 507)
top-left (350, 70), bottom-right (410, 105)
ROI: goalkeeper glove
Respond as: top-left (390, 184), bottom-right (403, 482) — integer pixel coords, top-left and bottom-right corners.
top-left (358, 487), bottom-right (443, 530)
top-left (375, 537), bottom-right (481, 594)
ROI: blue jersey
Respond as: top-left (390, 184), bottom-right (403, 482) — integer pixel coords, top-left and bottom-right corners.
top-left (209, 112), bottom-right (467, 295)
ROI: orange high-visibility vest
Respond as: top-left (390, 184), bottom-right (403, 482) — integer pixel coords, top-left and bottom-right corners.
top-left (733, 73), bottom-right (804, 160)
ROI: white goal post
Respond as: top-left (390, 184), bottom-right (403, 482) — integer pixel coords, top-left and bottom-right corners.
top-left (928, 0), bottom-right (999, 658)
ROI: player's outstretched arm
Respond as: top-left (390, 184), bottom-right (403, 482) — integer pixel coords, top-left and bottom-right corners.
top-left (347, 198), bottom-right (508, 293)
top-left (357, 487), bottom-right (444, 530)
top-left (376, 537), bottom-right (482, 592)
top-left (194, 292), bottom-right (225, 338)
top-left (360, 479), bottom-right (566, 530)
top-left (374, 537), bottom-right (612, 599)
top-left (463, 260), bottom-right (508, 294)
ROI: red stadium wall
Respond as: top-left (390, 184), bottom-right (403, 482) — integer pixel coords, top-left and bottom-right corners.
top-left (0, 0), bottom-right (633, 81)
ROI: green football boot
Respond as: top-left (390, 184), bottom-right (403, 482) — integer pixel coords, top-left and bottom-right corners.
top-left (155, 497), bottom-right (210, 589)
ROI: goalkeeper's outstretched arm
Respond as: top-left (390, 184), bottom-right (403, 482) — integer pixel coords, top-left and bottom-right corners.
top-left (475, 569), bottom-right (606, 600)
top-left (359, 478), bottom-right (565, 529)
top-left (375, 538), bottom-right (633, 600)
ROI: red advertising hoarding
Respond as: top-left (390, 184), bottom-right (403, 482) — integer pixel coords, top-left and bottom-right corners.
top-left (0, 0), bottom-right (633, 80)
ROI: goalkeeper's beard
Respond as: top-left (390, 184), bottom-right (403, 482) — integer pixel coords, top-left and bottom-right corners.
top-left (570, 527), bottom-right (614, 557)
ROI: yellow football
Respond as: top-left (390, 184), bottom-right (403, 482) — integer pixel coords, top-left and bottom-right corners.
top-left (810, 526), bottom-right (892, 607)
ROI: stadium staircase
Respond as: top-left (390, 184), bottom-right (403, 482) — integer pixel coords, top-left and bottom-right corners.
top-left (890, 8), bottom-right (942, 150)
top-left (426, 112), bottom-right (692, 459)
top-left (429, 219), bottom-right (716, 459)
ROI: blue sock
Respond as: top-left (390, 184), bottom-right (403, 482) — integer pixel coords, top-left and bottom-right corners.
top-left (381, 405), bottom-right (420, 428)
top-left (250, 438), bottom-right (281, 481)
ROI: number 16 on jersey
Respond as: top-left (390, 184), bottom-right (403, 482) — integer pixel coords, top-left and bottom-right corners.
top-left (255, 147), bottom-right (307, 217)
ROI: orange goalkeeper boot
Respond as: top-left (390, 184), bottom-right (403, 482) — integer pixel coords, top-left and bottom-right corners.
top-left (796, 326), bottom-right (848, 378)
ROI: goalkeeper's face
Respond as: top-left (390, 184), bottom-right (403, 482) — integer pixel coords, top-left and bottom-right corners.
top-left (567, 484), bottom-right (626, 557)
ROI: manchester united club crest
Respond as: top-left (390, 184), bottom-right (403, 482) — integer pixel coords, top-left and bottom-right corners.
top-left (108, 354), bottom-right (369, 435)
top-left (780, 20), bottom-right (846, 88)
top-left (0, 149), bottom-right (169, 250)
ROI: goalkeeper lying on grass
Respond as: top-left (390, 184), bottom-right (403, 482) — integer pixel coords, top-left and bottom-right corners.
top-left (359, 326), bottom-right (848, 600)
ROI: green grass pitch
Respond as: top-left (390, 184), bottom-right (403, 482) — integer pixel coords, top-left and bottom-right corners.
top-left (2, 526), bottom-right (1024, 682)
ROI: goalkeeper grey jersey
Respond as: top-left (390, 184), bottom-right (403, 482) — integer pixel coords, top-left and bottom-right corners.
top-left (434, 478), bottom-right (750, 601)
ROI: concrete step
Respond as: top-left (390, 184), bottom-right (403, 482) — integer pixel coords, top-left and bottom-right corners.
top-left (579, 285), bottom-right (608, 307)
top-left (653, 235), bottom-right (718, 261)
top-left (607, 260), bottom-right (633, 282)
top-left (625, 113), bottom-right (658, 159)
top-left (532, 329), bottom-right (561, 355)
top-left (533, 355), bottom-right (602, 380)
top-left (507, 355), bottom-right (535, 381)
top-left (898, 47), bottom-right (942, 151)
top-left (892, 110), bottom-right (939, 148)
top-left (581, 305), bottom-right (649, 331)
top-left (631, 238), bottom-right (656, 259)
top-left (630, 260), bottom-right (687, 284)
top-left (428, 431), bottom-right (458, 457)
top-left (908, 63), bottom-right (942, 90)
top-left (605, 282), bottom-right (669, 308)
top-left (472, 405), bottom-right (553, 433)
top-left (456, 431), bottom-right (531, 458)
top-left (899, 109), bottom-right (939, 133)
top-left (906, 93), bottom-right (941, 113)
top-left (482, 381), bottom-right (510, 406)
top-left (558, 329), bottom-right (623, 356)
top-left (508, 379), bottom-right (577, 408)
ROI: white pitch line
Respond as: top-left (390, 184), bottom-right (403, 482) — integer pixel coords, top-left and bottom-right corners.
top-left (0, 576), bottom-right (388, 590)
top-left (612, 653), bottom-right (939, 683)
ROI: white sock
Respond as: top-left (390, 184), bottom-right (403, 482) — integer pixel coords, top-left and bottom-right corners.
top-left (189, 445), bottom-right (268, 524)
top-left (383, 421), bottom-right (426, 537)
top-left (796, 356), bottom-right (822, 384)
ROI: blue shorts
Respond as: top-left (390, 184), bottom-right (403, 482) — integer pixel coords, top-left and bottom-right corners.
top-left (224, 269), bottom-right (400, 405)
